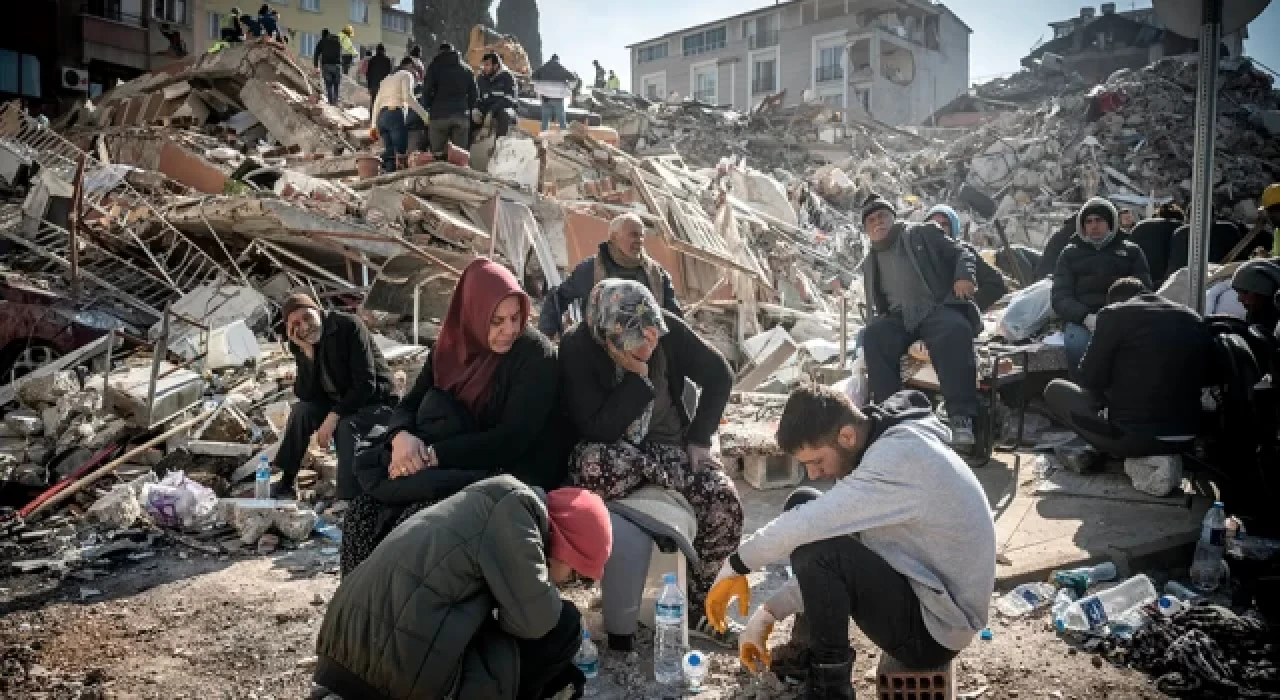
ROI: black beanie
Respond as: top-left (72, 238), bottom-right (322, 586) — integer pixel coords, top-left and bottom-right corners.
top-left (861, 193), bottom-right (897, 225)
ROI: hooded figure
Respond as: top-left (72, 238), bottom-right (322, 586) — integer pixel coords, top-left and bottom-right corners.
top-left (924, 204), bottom-right (1009, 312)
top-left (315, 476), bottom-right (612, 700)
top-left (1051, 197), bottom-right (1153, 371)
top-left (365, 44), bottom-right (392, 102)
top-left (1231, 259), bottom-right (1280, 331)
top-left (341, 259), bottom-right (569, 575)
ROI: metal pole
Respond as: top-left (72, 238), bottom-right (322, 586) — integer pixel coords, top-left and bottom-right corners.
top-left (839, 294), bottom-right (849, 370)
top-left (412, 283), bottom-right (421, 346)
top-left (1186, 0), bottom-right (1223, 315)
top-left (69, 154), bottom-right (87, 299)
top-left (101, 328), bottom-right (115, 413)
top-left (146, 304), bottom-right (171, 428)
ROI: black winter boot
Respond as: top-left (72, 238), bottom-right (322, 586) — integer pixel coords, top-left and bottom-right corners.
top-left (805, 657), bottom-right (855, 700)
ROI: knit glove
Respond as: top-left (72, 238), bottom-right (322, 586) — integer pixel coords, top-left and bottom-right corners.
top-left (1083, 314), bottom-right (1098, 332)
top-left (739, 606), bottom-right (776, 673)
top-left (705, 560), bottom-right (750, 634)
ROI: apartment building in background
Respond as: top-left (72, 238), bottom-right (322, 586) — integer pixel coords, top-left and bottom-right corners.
top-left (1024, 4), bottom-right (1247, 83)
top-left (195, 0), bottom-right (405, 63)
top-left (626, 0), bottom-right (970, 126)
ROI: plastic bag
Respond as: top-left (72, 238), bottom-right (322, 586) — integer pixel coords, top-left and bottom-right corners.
top-left (1124, 455), bottom-right (1183, 497)
top-left (141, 471), bottom-right (218, 528)
top-left (999, 277), bottom-right (1055, 342)
top-left (844, 350), bottom-right (869, 407)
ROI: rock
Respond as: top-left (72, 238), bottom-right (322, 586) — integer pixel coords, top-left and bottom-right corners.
top-left (87, 419), bottom-right (130, 450)
top-left (87, 485), bottom-right (143, 530)
top-left (272, 507), bottom-right (318, 541)
top-left (17, 370), bottom-right (80, 406)
top-left (4, 409), bottom-right (43, 437)
top-left (238, 511), bottom-right (274, 545)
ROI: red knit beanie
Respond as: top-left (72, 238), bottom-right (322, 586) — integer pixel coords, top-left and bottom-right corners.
top-left (545, 488), bottom-right (612, 581)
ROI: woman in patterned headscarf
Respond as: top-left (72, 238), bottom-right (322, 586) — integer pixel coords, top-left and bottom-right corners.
top-left (558, 279), bottom-right (744, 648)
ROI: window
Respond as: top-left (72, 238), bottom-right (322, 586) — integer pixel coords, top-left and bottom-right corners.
top-left (636, 42), bottom-right (668, 64)
top-left (816, 46), bottom-right (843, 82)
top-left (299, 31), bottom-right (319, 58)
top-left (152, 0), bottom-right (186, 23)
top-left (0, 51), bottom-right (40, 98)
top-left (751, 55), bottom-right (777, 94)
top-left (300, 0), bottom-right (320, 12)
top-left (349, 0), bottom-right (369, 23)
top-left (208, 11), bottom-right (223, 39)
top-left (682, 27), bottom-right (726, 56)
top-left (382, 11), bottom-right (410, 33)
top-left (692, 65), bottom-right (716, 103)
top-left (821, 94), bottom-right (844, 108)
top-left (746, 15), bottom-right (779, 49)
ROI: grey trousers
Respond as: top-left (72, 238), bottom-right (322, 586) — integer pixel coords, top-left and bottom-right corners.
top-left (864, 307), bottom-right (979, 417)
top-left (427, 116), bottom-right (470, 156)
top-left (1043, 379), bottom-right (1180, 459)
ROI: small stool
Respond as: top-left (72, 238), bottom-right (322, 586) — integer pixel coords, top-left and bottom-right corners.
top-left (875, 654), bottom-right (955, 700)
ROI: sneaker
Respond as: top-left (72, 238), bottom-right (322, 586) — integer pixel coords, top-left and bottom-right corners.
top-left (949, 415), bottom-right (976, 448)
top-left (689, 613), bottom-right (741, 649)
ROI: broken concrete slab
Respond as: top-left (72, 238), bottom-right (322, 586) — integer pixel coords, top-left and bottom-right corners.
top-left (734, 327), bottom-right (798, 393)
top-left (106, 364), bottom-right (205, 427)
top-left (240, 79), bottom-right (342, 155)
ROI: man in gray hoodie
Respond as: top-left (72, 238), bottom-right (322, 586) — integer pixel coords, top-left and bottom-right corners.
top-left (705, 385), bottom-right (995, 699)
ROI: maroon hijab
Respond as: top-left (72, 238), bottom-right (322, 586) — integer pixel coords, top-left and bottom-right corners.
top-left (432, 259), bottom-right (530, 415)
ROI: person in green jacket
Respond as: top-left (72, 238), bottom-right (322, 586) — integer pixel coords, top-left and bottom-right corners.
top-left (340, 25), bottom-right (358, 75)
top-left (607, 70), bottom-right (621, 91)
top-left (314, 476), bottom-right (613, 700)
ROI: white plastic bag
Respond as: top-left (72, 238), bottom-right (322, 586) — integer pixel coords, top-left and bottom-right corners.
top-left (1000, 277), bottom-right (1055, 341)
top-left (844, 350), bottom-right (870, 407)
top-left (1124, 455), bottom-right (1183, 498)
top-left (141, 471), bottom-right (218, 528)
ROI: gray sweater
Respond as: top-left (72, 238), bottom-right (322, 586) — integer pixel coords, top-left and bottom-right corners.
top-left (737, 412), bottom-right (996, 651)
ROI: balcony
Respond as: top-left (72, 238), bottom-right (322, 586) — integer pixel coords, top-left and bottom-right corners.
top-left (683, 40), bottom-right (726, 57)
top-left (748, 30), bottom-right (779, 50)
top-left (751, 78), bottom-right (777, 95)
top-left (81, 3), bottom-right (148, 66)
top-left (816, 64), bottom-right (844, 83)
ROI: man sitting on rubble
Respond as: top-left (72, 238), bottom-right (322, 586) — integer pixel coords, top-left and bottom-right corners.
top-left (537, 212), bottom-right (682, 339)
top-left (1118, 208), bottom-right (1137, 236)
top-left (1045, 277), bottom-right (1211, 461)
top-left (473, 52), bottom-right (518, 140)
top-left (1128, 202), bottom-right (1185, 286)
top-left (860, 193), bottom-right (982, 448)
top-left (1232, 259), bottom-right (1280, 333)
top-left (705, 385), bottom-right (995, 700)
top-left (423, 42), bottom-right (478, 157)
top-left (925, 204), bottom-right (1009, 312)
top-left (274, 293), bottom-right (396, 501)
top-left (1051, 197), bottom-right (1153, 372)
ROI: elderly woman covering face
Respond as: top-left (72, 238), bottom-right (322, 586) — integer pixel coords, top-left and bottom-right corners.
top-left (558, 279), bottom-right (743, 644)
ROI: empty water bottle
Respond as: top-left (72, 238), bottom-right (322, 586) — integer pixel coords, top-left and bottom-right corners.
top-left (1056, 574), bottom-right (1158, 633)
top-left (254, 455), bottom-right (271, 501)
top-left (683, 650), bottom-right (707, 692)
top-left (1052, 562), bottom-right (1117, 595)
top-left (1050, 587), bottom-right (1078, 629)
top-left (996, 582), bottom-right (1057, 617)
top-left (1190, 502), bottom-right (1227, 592)
top-left (654, 573), bottom-right (685, 687)
top-left (573, 629), bottom-right (599, 696)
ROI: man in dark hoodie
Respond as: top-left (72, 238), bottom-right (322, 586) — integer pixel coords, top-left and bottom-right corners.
top-left (423, 43), bottom-right (478, 157)
top-left (859, 193), bottom-right (982, 449)
top-left (473, 51), bottom-right (518, 138)
top-left (365, 44), bottom-right (393, 104)
top-left (537, 212), bottom-right (682, 339)
top-left (1051, 197), bottom-right (1153, 373)
top-left (705, 386), bottom-right (995, 699)
top-left (313, 29), bottom-right (345, 105)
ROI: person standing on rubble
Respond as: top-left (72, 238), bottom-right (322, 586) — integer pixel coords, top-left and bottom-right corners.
top-left (1043, 277), bottom-right (1212, 460)
top-left (313, 29), bottom-right (345, 105)
top-left (274, 293), bottom-right (396, 502)
top-left (313, 475), bottom-right (611, 700)
top-left (405, 43), bottom-right (425, 82)
top-left (339, 25), bottom-right (358, 75)
top-left (532, 54), bottom-right (574, 131)
top-left (364, 44), bottom-right (392, 105)
top-left (1128, 202), bottom-right (1185, 286)
top-left (370, 57), bottom-right (430, 173)
top-left (473, 52), bottom-right (518, 140)
top-left (704, 385), bottom-right (995, 700)
top-left (257, 4), bottom-right (279, 41)
top-left (558, 279), bottom-right (743, 647)
top-left (338, 259), bottom-right (570, 575)
top-left (423, 42), bottom-right (478, 157)
top-left (1256, 183), bottom-right (1280, 258)
top-left (592, 60), bottom-right (606, 89)
top-left (1051, 197), bottom-right (1153, 373)
top-left (925, 204), bottom-right (1009, 312)
top-left (607, 70), bottom-right (620, 92)
top-left (859, 193), bottom-right (982, 449)
top-left (221, 7), bottom-right (243, 42)
top-left (537, 212), bottom-right (683, 339)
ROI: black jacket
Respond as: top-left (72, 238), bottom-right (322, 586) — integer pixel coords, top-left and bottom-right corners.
top-left (366, 54), bottom-right (393, 93)
top-left (963, 242), bottom-right (1010, 312)
top-left (385, 328), bottom-right (568, 490)
top-left (537, 242), bottom-right (682, 337)
top-left (424, 49), bottom-right (478, 119)
top-left (477, 67), bottom-right (518, 112)
top-left (289, 311), bottom-right (395, 416)
top-left (1050, 234), bottom-right (1153, 324)
top-left (559, 310), bottom-right (731, 449)
top-left (1166, 221), bottom-right (1245, 277)
top-left (313, 34), bottom-right (343, 67)
top-left (863, 220), bottom-right (982, 335)
top-left (531, 58), bottom-right (575, 84)
top-left (1128, 217), bottom-right (1182, 285)
top-left (1078, 293), bottom-right (1211, 435)
top-left (1034, 217), bottom-right (1076, 282)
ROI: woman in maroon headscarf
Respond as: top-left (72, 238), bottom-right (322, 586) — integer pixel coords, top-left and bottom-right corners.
top-left (341, 258), bottom-right (568, 574)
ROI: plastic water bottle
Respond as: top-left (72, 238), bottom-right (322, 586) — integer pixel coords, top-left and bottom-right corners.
top-left (254, 455), bottom-right (271, 501)
top-left (683, 650), bottom-right (707, 693)
top-left (654, 573), bottom-right (685, 687)
top-left (573, 629), bottom-right (599, 696)
top-left (1190, 502), bottom-right (1227, 592)
top-left (1052, 562), bottom-right (1118, 595)
top-left (1050, 587), bottom-right (1078, 629)
top-left (995, 582), bottom-right (1057, 617)
top-left (1056, 574), bottom-right (1158, 633)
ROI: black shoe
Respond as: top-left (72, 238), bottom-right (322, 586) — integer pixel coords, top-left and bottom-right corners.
top-left (805, 658), bottom-right (854, 700)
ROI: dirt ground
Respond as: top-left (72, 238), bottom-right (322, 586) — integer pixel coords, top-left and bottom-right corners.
top-left (0, 546), bottom-right (1171, 700)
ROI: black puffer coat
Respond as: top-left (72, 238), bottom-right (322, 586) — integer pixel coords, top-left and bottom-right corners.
top-left (1051, 233), bottom-right (1153, 323)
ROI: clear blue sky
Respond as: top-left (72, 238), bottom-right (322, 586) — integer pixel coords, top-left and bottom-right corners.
top-left (464, 0), bottom-right (1279, 90)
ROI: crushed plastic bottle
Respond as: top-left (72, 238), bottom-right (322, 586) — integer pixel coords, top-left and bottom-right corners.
top-left (996, 582), bottom-right (1057, 617)
top-left (1052, 562), bottom-right (1117, 595)
top-left (1190, 502), bottom-right (1227, 592)
top-left (1050, 587), bottom-right (1078, 629)
top-left (1056, 574), bottom-right (1158, 634)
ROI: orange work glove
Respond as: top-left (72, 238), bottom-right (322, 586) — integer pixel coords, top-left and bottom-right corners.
top-left (740, 606), bottom-right (777, 673)
top-left (704, 562), bottom-right (750, 633)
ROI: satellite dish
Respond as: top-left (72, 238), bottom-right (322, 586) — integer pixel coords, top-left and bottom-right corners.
top-left (1152, 0), bottom-right (1270, 38)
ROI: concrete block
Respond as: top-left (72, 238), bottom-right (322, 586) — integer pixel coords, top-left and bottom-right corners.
top-left (741, 454), bottom-right (804, 491)
top-left (188, 440), bottom-right (255, 458)
top-left (106, 364), bottom-right (205, 427)
top-left (240, 79), bottom-right (331, 154)
top-left (410, 196), bottom-right (489, 247)
top-left (875, 654), bottom-right (955, 700)
top-left (157, 141), bottom-right (227, 194)
top-left (734, 327), bottom-right (798, 392)
top-left (87, 485), bottom-right (143, 530)
top-left (18, 370), bottom-right (81, 407)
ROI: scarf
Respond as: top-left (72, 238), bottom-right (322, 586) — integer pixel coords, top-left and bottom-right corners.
top-left (586, 279), bottom-right (668, 444)
top-left (432, 259), bottom-right (529, 416)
